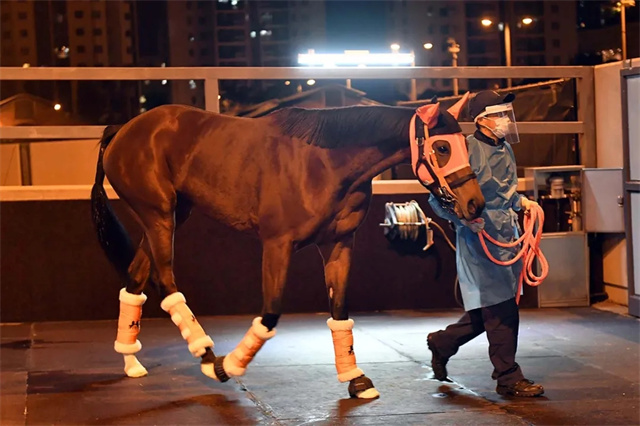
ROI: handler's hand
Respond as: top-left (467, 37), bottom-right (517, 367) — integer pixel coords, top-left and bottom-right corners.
top-left (521, 196), bottom-right (539, 213)
top-left (461, 218), bottom-right (485, 233)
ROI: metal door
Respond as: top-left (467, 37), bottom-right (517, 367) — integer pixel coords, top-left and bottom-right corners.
top-left (621, 66), bottom-right (640, 317)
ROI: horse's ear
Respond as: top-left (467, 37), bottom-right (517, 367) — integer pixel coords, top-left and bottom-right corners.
top-left (416, 102), bottom-right (440, 129)
top-left (447, 92), bottom-right (471, 120)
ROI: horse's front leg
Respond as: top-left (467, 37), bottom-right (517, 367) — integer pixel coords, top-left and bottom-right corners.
top-left (320, 236), bottom-right (380, 399)
top-left (202, 237), bottom-right (291, 382)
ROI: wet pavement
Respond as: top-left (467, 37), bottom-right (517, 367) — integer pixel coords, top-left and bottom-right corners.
top-left (1, 306), bottom-right (638, 425)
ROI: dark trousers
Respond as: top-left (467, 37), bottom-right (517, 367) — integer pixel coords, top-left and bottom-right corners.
top-left (431, 297), bottom-right (524, 386)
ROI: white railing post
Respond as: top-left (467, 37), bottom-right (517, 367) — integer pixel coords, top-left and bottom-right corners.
top-left (204, 78), bottom-right (220, 113)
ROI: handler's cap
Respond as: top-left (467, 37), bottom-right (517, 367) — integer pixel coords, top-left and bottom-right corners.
top-left (468, 90), bottom-right (516, 121)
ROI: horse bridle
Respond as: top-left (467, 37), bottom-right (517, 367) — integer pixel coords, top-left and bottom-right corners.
top-left (412, 115), bottom-right (477, 215)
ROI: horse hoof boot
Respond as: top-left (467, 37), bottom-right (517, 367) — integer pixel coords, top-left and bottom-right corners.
top-left (200, 348), bottom-right (229, 382)
top-left (212, 355), bottom-right (231, 383)
top-left (348, 375), bottom-right (380, 399)
top-left (123, 354), bottom-right (148, 378)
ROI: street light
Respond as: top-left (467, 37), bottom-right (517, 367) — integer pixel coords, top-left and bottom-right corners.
top-left (423, 42), bottom-right (433, 50)
top-left (481, 17), bottom-right (512, 87)
top-left (620, 0), bottom-right (636, 60)
top-left (521, 17), bottom-right (533, 25)
top-left (389, 44), bottom-right (416, 101)
top-left (447, 38), bottom-right (461, 96)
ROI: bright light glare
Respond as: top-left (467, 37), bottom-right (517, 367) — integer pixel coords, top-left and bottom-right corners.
top-left (307, 79), bottom-right (316, 86)
top-left (423, 42), bottom-right (433, 50)
top-left (481, 18), bottom-right (493, 26)
top-left (522, 17), bottom-right (533, 25)
top-left (284, 80), bottom-right (291, 85)
top-left (298, 52), bottom-right (415, 66)
top-left (390, 43), bottom-right (400, 51)
top-left (53, 103), bottom-right (61, 111)
top-left (161, 79), bottom-right (167, 85)
top-left (22, 63), bottom-right (30, 68)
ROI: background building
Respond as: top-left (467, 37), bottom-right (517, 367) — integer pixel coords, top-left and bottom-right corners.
top-left (0, 0), bottom-right (137, 122)
top-left (385, 0), bottom-right (578, 93)
top-left (166, 0), bottom-right (326, 108)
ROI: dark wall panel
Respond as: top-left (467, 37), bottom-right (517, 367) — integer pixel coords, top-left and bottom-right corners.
top-left (0, 194), bottom-right (537, 323)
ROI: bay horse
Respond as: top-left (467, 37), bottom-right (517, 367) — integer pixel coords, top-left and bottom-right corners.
top-left (90, 93), bottom-right (484, 399)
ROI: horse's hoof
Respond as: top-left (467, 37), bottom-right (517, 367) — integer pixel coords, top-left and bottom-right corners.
top-left (348, 375), bottom-right (380, 399)
top-left (123, 354), bottom-right (148, 378)
top-left (200, 354), bottom-right (231, 383)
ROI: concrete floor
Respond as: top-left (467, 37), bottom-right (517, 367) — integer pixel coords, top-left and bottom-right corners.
top-left (1, 306), bottom-right (638, 425)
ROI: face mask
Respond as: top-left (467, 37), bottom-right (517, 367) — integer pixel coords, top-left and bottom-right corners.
top-left (481, 117), bottom-right (510, 140)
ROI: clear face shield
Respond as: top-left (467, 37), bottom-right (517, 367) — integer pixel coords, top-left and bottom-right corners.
top-left (474, 103), bottom-right (520, 144)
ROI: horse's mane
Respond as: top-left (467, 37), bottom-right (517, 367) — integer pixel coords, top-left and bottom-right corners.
top-left (270, 105), bottom-right (462, 149)
top-left (270, 105), bottom-right (415, 149)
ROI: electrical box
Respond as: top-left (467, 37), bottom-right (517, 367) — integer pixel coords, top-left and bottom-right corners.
top-left (524, 166), bottom-right (589, 307)
top-left (582, 168), bottom-right (625, 233)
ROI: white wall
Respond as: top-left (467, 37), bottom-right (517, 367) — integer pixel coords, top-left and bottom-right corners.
top-left (593, 58), bottom-right (640, 305)
top-left (29, 140), bottom-right (100, 186)
top-left (0, 140), bottom-right (100, 187)
top-left (0, 144), bottom-right (22, 185)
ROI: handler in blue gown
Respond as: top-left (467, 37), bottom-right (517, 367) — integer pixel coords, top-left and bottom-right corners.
top-left (426, 90), bottom-right (544, 397)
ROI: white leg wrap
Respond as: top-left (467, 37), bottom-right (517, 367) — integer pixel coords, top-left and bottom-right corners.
top-left (188, 335), bottom-right (215, 357)
top-left (327, 318), bottom-right (354, 331)
top-left (114, 339), bottom-right (142, 355)
top-left (338, 367), bottom-right (365, 383)
top-left (119, 288), bottom-right (147, 306)
top-left (327, 318), bottom-right (364, 383)
top-left (161, 292), bottom-right (214, 357)
top-left (160, 292), bottom-right (187, 312)
top-left (223, 317), bottom-right (275, 377)
top-left (115, 289), bottom-right (148, 377)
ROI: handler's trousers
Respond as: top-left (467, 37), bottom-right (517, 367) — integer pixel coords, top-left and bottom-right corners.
top-left (430, 297), bottom-right (525, 386)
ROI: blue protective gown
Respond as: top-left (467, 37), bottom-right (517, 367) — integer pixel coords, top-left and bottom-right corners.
top-left (428, 133), bottom-right (524, 311)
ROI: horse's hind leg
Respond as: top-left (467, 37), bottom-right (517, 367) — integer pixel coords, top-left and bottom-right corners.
top-left (320, 236), bottom-right (380, 399)
top-left (114, 198), bottom-right (193, 378)
top-left (204, 237), bottom-right (291, 382)
top-left (114, 236), bottom-right (152, 378)
top-left (127, 197), bottom-right (216, 379)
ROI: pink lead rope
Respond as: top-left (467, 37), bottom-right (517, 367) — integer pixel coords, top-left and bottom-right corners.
top-left (475, 203), bottom-right (549, 304)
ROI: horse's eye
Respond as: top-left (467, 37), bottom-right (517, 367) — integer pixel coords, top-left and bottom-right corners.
top-left (437, 145), bottom-right (449, 154)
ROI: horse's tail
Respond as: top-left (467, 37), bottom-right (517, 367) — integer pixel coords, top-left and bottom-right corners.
top-left (91, 125), bottom-right (135, 281)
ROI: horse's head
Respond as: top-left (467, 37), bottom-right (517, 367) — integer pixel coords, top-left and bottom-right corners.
top-left (410, 92), bottom-right (485, 221)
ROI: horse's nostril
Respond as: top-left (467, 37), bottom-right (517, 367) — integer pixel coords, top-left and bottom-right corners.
top-left (467, 200), bottom-right (477, 215)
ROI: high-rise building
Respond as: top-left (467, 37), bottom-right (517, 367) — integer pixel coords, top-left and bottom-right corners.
top-left (386, 0), bottom-right (578, 94)
top-left (386, 0), bottom-right (468, 95)
top-left (0, 0), bottom-right (137, 120)
top-left (166, 0), bottom-right (326, 108)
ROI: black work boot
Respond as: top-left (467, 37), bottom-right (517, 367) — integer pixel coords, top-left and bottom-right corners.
top-left (427, 333), bottom-right (449, 381)
top-left (496, 379), bottom-right (544, 397)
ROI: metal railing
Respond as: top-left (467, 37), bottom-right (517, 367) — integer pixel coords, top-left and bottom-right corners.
top-left (0, 65), bottom-right (596, 168)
